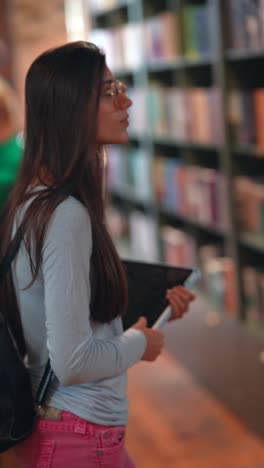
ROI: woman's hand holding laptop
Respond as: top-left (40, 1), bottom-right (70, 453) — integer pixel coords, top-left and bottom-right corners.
top-left (165, 286), bottom-right (196, 321)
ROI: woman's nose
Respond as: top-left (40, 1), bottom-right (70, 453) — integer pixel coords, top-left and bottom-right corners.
top-left (115, 94), bottom-right (133, 110)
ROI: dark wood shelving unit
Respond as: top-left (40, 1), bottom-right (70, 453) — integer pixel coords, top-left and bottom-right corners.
top-left (225, 48), bottom-right (264, 61)
top-left (90, 0), bottom-right (264, 439)
top-left (128, 132), bottom-right (222, 151)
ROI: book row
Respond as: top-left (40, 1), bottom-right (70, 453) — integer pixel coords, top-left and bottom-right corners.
top-left (229, 88), bottom-right (264, 150)
top-left (235, 176), bottom-right (264, 237)
top-left (107, 146), bottom-right (152, 201)
top-left (243, 266), bottom-right (264, 328)
top-left (128, 86), bottom-right (223, 145)
top-left (162, 227), bottom-right (238, 317)
top-left (154, 158), bottom-right (228, 229)
top-left (90, 0), bottom-right (264, 57)
top-left (182, 4), bottom-right (212, 58)
top-left (90, 15), bottom-right (177, 71)
top-left (107, 147), bottom-right (228, 229)
top-left (106, 206), bottom-right (239, 317)
top-left (89, 5), bottom-right (211, 71)
top-left (227, 0), bottom-right (264, 50)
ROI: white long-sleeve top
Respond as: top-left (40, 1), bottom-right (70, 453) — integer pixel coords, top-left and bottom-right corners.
top-left (12, 191), bottom-right (146, 426)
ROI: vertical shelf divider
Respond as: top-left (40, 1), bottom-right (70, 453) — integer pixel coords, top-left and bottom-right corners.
top-left (211, 0), bottom-right (244, 319)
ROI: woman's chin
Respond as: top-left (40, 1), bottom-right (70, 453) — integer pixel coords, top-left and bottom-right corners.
top-left (106, 132), bottom-right (129, 145)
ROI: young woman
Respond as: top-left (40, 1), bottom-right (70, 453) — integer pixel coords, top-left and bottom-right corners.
top-left (0, 42), bottom-right (195, 467)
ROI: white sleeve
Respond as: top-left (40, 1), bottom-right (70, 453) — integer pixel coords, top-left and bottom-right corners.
top-left (42, 198), bottom-right (146, 386)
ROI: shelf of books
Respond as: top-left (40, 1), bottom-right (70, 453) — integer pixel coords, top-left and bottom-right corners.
top-left (88, 0), bottom-right (264, 437)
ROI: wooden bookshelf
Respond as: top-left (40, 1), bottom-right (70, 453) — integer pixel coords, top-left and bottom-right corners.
top-left (225, 49), bottom-right (264, 61)
top-left (90, 0), bottom-right (264, 439)
top-left (111, 190), bottom-right (228, 236)
top-left (232, 145), bottom-right (264, 158)
top-left (158, 206), bottom-right (228, 237)
top-left (129, 132), bottom-right (222, 151)
top-left (146, 55), bottom-right (213, 71)
top-left (240, 232), bottom-right (264, 254)
top-left (90, 0), bottom-right (130, 17)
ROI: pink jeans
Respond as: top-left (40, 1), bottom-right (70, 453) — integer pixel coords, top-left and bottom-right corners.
top-left (14, 410), bottom-right (137, 467)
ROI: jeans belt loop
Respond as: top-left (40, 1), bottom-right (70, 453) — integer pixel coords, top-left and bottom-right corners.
top-left (74, 418), bottom-right (87, 435)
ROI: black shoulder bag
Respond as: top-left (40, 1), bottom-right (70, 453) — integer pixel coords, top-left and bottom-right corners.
top-left (0, 228), bottom-right (53, 453)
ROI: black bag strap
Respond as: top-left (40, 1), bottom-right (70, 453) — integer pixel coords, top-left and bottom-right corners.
top-left (35, 360), bottom-right (53, 406)
top-left (0, 226), bottom-right (53, 407)
top-left (0, 226), bottom-right (24, 285)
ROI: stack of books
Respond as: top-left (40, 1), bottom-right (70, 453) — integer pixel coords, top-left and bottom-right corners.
top-left (106, 205), bottom-right (129, 241)
top-left (107, 146), bottom-right (128, 193)
top-left (89, 3), bottom-right (211, 71)
top-left (129, 211), bottom-right (160, 262)
top-left (202, 254), bottom-right (238, 316)
top-left (144, 11), bottom-right (182, 63)
top-left (160, 233), bottom-right (238, 316)
top-left (243, 265), bottom-right (264, 327)
top-left (206, 256), bottom-right (238, 316)
top-left (229, 88), bottom-right (264, 150)
top-left (198, 242), bottom-right (224, 290)
top-left (153, 157), bottom-right (228, 229)
top-left (160, 225), bottom-right (196, 268)
top-left (127, 87), bottom-right (149, 135)
top-left (129, 85), bottom-right (223, 144)
top-left (234, 176), bottom-right (264, 237)
top-left (227, 0), bottom-right (264, 50)
top-left (105, 205), bottom-right (160, 261)
top-left (107, 146), bottom-right (153, 201)
top-left (89, 24), bottom-right (144, 71)
top-left (182, 3), bottom-right (212, 58)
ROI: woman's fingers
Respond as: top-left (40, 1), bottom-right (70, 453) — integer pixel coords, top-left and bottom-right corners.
top-left (167, 293), bottom-right (187, 311)
top-left (166, 286), bottom-right (195, 301)
top-left (165, 285), bottom-right (196, 320)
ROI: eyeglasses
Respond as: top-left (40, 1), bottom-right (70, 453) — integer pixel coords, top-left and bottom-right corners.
top-left (102, 80), bottom-right (127, 99)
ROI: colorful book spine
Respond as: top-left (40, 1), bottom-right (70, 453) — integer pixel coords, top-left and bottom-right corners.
top-left (253, 88), bottom-right (264, 150)
top-left (129, 86), bottom-right (223, 144)
top-left (195, 6), bottom-right (211, 56)
top-left (242, 266), bottom-right (264, 328)
top-left (128, 87), bottom-right (148, 135)
top-left (235, 176), bottom-right (264, 236)
top-left (203, 257), bottom-right (238, 316)
top-left (183, 4), bottom-right (211, 58)
top-left (227, 0), bottom-right (262, 49)
top-left (243, 266), bottom-right (260, 325)
top-left (107, 146), bottom-right (153, 202)
top-left (127, 149), bottom-right (153, 201)
top-left (129, 211), bottom-right (159, 262)
top-left (160, 11), bottom-right (182, 60)
top-left (183, 6), bottom-right (199, 58)
top-left (229, 88), bottom-right (264, 148)
top-left (160, 225), bottom-right (196, 267)
top-left (153, 157), bottom-right (227, 228)
top-left (198, 243), bottom-right (224, 291)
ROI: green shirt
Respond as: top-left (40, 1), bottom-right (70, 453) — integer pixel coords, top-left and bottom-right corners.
top-left (0, 133), bottom-right (23, 209)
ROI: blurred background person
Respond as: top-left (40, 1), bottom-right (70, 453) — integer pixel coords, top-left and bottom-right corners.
top-left (0, 77), bottom-right (23, 211)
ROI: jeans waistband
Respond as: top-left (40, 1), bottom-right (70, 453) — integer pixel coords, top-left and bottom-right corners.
top-left (35, 406), bottom-right (126, 439)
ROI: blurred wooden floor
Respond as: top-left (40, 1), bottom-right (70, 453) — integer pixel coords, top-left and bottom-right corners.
top-left (1, 353), bottom-right (264, 468)
top-left (126, 352), bottom-right (264, 468)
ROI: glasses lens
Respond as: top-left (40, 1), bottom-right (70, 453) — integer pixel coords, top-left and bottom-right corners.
top-left (113, 81), bottom-right (126, 97)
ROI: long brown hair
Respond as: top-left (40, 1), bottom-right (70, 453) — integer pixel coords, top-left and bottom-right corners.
top-left (0, 41), bottom-right (128, 355)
